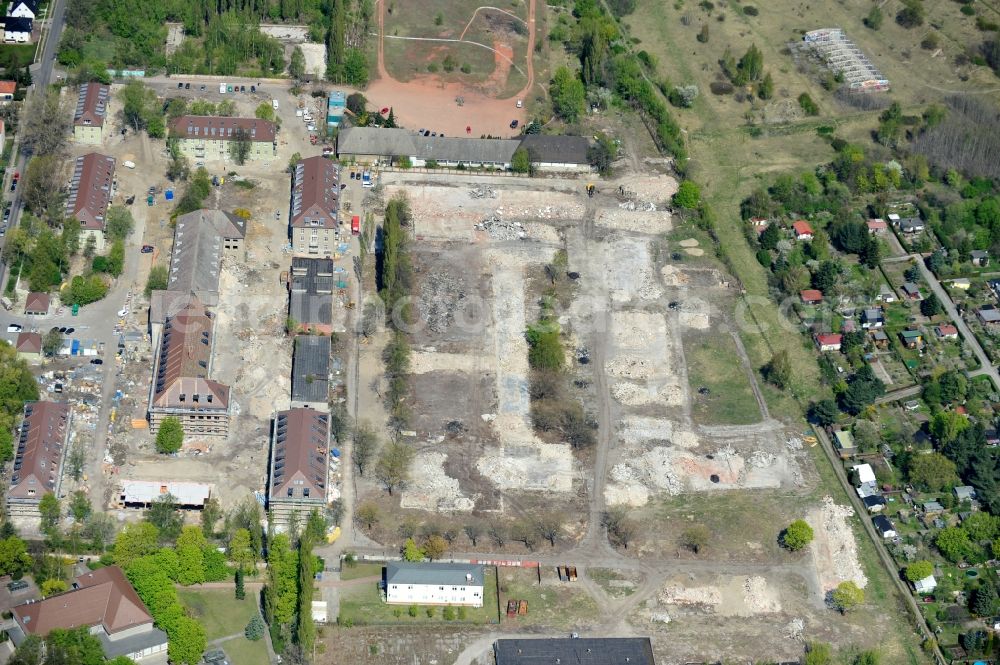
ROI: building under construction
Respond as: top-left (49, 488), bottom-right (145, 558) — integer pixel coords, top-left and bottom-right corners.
top-left (803, 28), bottom-right (889, 92)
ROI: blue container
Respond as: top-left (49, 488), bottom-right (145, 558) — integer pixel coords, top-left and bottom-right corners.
top-left (165, 190), bottom-right (174, 201)
top-left (331, 448), bottom-right (341, 458)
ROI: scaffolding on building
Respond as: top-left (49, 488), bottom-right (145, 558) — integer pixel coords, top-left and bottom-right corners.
top-left (802, 28), bottom-right (889, 92)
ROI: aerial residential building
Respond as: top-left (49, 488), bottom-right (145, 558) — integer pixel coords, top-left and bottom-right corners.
top-left (866, 218), bottom-right (887, 234)
top-left (73, 82), bottom-right (110, 145)
top-left (24, 291), bottom-right (48, 316)
top-left (147, 302), bottom-right (231, 437)
top-left (6, 401), bottom-right (71, 519)
top-left (800, 289), bottom-right (823, 305)
top-left (168, 115), bottom-right (277, 162)
top-left (861, 307), bottom-right (884, 329)
top-left (65, 152), bottom-right (115, 251)
top-left (327, 90), bottom-right (345, 128)
top-left (792, 220), bottom-right (814, 240)
top-left (978, 307), bottom-right (1000, 326)
top-left (936, 325), bottom-right (958, 340)
top-left (814, 333), bottom-right (842, 352)
top-left (0, 80), bottom-right (14, 102)
top-left (118, 480), bottom-right (214, 509)
top-left (384, 562), bottom-right (485, 607)
top-left (291, 335), bottom-right (331, 410)
top-left (2, 16), bottom-right (31, 43)
top-left (872, 515), bottom-right (896, 539)
top-left (10, 566), bottom-right (168, 661)
top-left (517, 134), bottom-right (593, 172)
top-left (971, 250), bottom-right (990, 267)
top-left (7, 0), bottom-right (37, 20)
top-left (14, 331), bottom-right (41, 362)
top-left (288, 257), bottom-right (334, 334)
top-left (267, 407), bottom-right (330, 530)
top-left (290, 155), bottom-right (340, 257)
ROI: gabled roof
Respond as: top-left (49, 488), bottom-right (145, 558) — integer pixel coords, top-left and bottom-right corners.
top-left (7, 401), bottom-right (70, 501)
top-left (291, 156), bottom-right (338, 229)
top-left (10, 0), bottom-right (38, 16)
top-left (14, 566), bottom-right (154, 636)
top-left (151, 303), bottom-right (229, 410)
top-left (168, 209), bottom-right (245, 299)
top-left (269, 408), bottom-right (329, 501)
top-left (872, 515), bottom-right (894, 533)
top-left (386, 562), bottom-right (484, 587)
top-left (792, 220), bottom-right (814, 235)
top-left (14, 331), bottom-right (40, 354)
top-left (169, 115), bottom-right (276, 143)
top-left (24, 291), bottom-right (49, 313)
top-left (518, 134), bottom-right (591, 165)
top-left (495, 639), bottom-right (655, 665)
top-left (867, 218), bottom-right (887, 230)
top-left (3, 17), bottom-right (32, 32)
top-left (936, 325), bottom-right (958, 336)
top-left (0, 80), bottom-right (15, 95)
top-left (337, 127), bottom-right (520, 165)
top-left (800, 289), bottom-right (822, 302)
top-left (816, 333), bottom-right (841, 346)
top-left (73, 83), bottom-right (110, 128)
top-left (65, 153), bottom-right (115, 231)
top-left (291, 335), bottom-right (330, 404)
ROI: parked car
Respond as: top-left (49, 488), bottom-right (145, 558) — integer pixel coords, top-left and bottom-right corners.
top-left (177, 82), bottom-right (184, 88)
top-left (65, 328), bottom-right (74, 334)
top-left (516, 99), bottom-right (523, 108)
top-left (250, 85), bottom-right (256, 93)
top-left (510, 119), bottom-right (519, 129)
top-left (6, 324), bottom-right (21, 333)
top-left (90, 358), bottom-right (103, 365)
top-left (200, 84), bottom-right (206, 91)
top-left (185, 82), bottom-right (190, 89)
top-left (140, 244), bottom-right (154, 253)
top-left (240, 85), bottom-right (245, 93)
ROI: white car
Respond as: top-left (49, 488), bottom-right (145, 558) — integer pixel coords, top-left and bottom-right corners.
top-left (117, 308), bottom-right (128, 317)
top-left (6, 324), bottom-right (21, 333)
top-left (516, 99), bottom-right (523, 108)
top-left (307, 124), bottom-right (316, 131)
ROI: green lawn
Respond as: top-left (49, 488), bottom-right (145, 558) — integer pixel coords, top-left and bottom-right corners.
top-left (339, 562), bottom-right (382, 581)
top-left (0, 44), bottom-right (36, 70)
top-left (497, 568), bottom-right (600, 629)
top-left (337, 567), bottom-right (500, 626)
top-left (685, 329), bottom-right (762, 425)
top-left (178, 589), bottom-right (261, 640)
top-left (220, 637), bottom-right (269, 665)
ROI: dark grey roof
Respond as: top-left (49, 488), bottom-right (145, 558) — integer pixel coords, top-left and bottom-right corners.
top-left (519, 135), bottom-right (591, 165)
top-left (872, 515), bottom-right (894, 533)
top-left (97, 626), bottom-right (168, 658)
top-left (495, 639), bottom-right (655, 665)
top-left (338, 127), bottom-right (520, 165)
top-left (290, 293), bottom-right (332, 328)
top-left (290, 257), bottom-right (335, 294)
top-left (3, 17), bottom-right (32, 32)
top-left (169, 210), bottom-right (245, 300)
top-left (385, 562), bottom-right (484, 587)
top-left (863, 495), bottom-right (886, 507)
top-left (292, 335), bottom-right (330, 404)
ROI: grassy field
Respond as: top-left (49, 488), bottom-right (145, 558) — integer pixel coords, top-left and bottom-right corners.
top-left (0, 44), bottom-right (36, 70)
top-left (497, 567), bottom-right (600, 629)
top-left (178, 589), bottom-right (261, 640)
top-left (586, 568), bottom-right (639, 598)
top-left (337, 567), bottom-right (501, 625)
top-left (684, 328), bottom-right (761, 425)
top-left (340, 562), bottom-right (384, 581)
top-left (220, 636), bottom-right (270, 665)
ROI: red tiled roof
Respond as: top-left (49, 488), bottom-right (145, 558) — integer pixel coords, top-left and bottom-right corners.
top-left (14, 566), bottom-right (154, 636)
top-left (66, 153), bottom-right (115, 231)
top-left (152, 303), bottom-right (229, 410)
top-left (0, 81), bottom-right (16, 95)
top-left (73, 83), bottom-right (110, 128)
top-left (291, 156), bottom-right (339, 230)
top-left (24, 292), bottom-right (49, 314)
top-left (867, 218), bottom-right (887, 230)
top-left (15, 331), bottom-right (41, 354)
top-left (7, 401), bottom-right (70, 501)
top-left (800, 289), bottom-right (822, 302)
top-left (269, 408), bottom-right (329, 502)
top-left (816, 333), bottom-right (842, 346)
top-left (937, 325), bottom-right (958, 336)
top-left (169, 115), bottom-right (276, 143)
top-left (793, 220), bottom-right (814, 236)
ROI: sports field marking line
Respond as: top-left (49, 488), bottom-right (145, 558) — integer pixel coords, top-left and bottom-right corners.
top-left (372, 32), bottom-right (526, 77)
top-left (458, 6), bottom-right (527, 41)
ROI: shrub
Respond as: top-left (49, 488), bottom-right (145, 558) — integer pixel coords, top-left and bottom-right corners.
top-left (442, 606), bottom-right (456, 620)
top-left (742, 5), bottom-right (758, 15)
top-left (798, 93), bottom-right (819, 115)
top-left (245, 614), bottom-right (265, 640)
top-left (905, 560), bottom-right (934, 582)
top-left (408, 605), bottom-right (418, 617)
top-left (782, 519), bottom-right (814, 550)
top-left (425, 606), bottom-right (435, 618)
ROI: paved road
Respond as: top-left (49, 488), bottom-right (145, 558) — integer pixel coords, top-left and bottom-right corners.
top-left (912, 255), bottom-right (1000, 389)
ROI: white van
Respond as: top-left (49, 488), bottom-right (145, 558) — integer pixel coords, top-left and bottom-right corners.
top-left (272, 99), bottom-right (279, 110)
top-left (219, 83), bottom-right (226, 94)
top-left (122, 160), bottom-right (136, 169)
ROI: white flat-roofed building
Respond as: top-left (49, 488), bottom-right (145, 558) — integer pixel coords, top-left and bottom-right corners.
top-left (119, 480), bottom-right (213, 508)
top-left (385, 562), bottom-right (484, 607)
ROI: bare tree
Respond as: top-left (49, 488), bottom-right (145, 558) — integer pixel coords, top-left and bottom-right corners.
top-left (21, 90), bottom-right (70, 157)
top-left (355, 501), bottom-right (380, 531)
top-left (511, 520), bottom-right (538, 551)
top-left (464, 522), bottom-right (483, 546)
top-left (535, 513), bottom-right (564, 547)
top-left (488, 521), bottom-right (508, 548)
top-left (603, 508), bottom-right (638, 549)
top-left (681, 524), bottom-right (711, 554)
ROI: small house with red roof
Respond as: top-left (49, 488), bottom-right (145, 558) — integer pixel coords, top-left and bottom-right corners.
top-left (814, 333), bottom-right (842, 352)
top-left (800, 289), bottom-right (823, 305)
top-left (0, 80), bottom-right (15, 102)
top-left (867, 218), bottom-right (887, 234)
top-left (936, 325), bottom-right (959, 340)
top-left (24, 292), bottom-right (48, 316)
top-left (792, 220), bottom-right (814, 241)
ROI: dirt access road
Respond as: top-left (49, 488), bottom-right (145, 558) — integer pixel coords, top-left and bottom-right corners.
top-left (365, 0), bottom-right (536, 137)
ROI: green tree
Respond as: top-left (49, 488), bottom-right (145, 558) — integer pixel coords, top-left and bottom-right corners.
top-left (962, 512), bottom-right (1000, 542)
top-left (235, 568), bottom-right (245, 599)
top-left (169, 616), bottom-right (206, 665)
top-left (42, 329), bottom-right (63, 357)
top-left (673, 180), bottom-right (701, 209)
top-left (156, 417), bottom-right (184, 453)
top-left (295, 536), bottom-right (315, 652)
top-left (759, 223), bottom-right (780, 250)
top-left (803, 642), bottom-right (832, 665)
top-left (832, 581), bottom-right (864, 613)
top-left (105, 206), bottom-right (134, 241)
top-left (118, 80), bottom-right (162, 135)
top-left (263, 533), bottom-right (297, 627)
top-left (920, 293), bottom-right (943, 317)
top-left (176, 526), bottom-right (206, 585)
top-left (757, 71), bottom-right (774, 100)
top-left (972, 582), bottom-right (997, 616)
top-left (526, 320), bottom-right (564, 370)
top-left (763, 349), bottom-right (792, 390)
top-left (680, 524), bottom-right (710, 554)
top-left (782, 519), bottom-right (814, 550)
top-left (375, 441), bottom-right (415, 495)
top-left (352, 422), bottom-right (379, 476)
top-left (908, 452), bottom-right (959, 491)
top-left (41, 578), bottom-right (68, 596)
top-left (228, 528), bottom-right (254, 572)
top-left (550, 66), bottom-right (586, 122)
top-left (930, 411), bottom-right (969, 443)
top-left (905, 560), bottom-right (934, 582)
top-left (146, 493), bottom-right (183, 543)
top-left (245, 614), bottom-right (265, 641)
top-left (289, 46), bottom-right (306, 80)
top-left (255, 102), bottom-right (276, 122)
top-left (38, 493), bottom-right (60, 535)
top-left (511, 147), bottom-right (531, 174)
top-left (736, 43), bottom-right (764, 83)
top-left (0, 535), bottom-right (33, 576)
top-left (114, 522), bottom-right (160, 570)
top-left (402, 538), bottom-right (424, 561)
top-left (69, 490), bottom-right (91, 522)
top-left (61, 218), bottom-right (81, 255)
top-left (896, 0), bottom-right (925, 27)
top-left (145, 265), bottom-right (168, 297)
top-left (936, 526), bottom-right (973, 562)
top-left (229, 128), bottom-right (252, 165)
top-left (864, 5), bottom-right (884, 29)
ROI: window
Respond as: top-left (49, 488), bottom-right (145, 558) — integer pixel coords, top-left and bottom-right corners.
top-left (287, 488), bottom-right (293, 497)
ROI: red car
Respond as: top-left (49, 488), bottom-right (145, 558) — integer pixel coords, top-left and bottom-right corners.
top-left (380, 107), bottom-right (389, 115)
